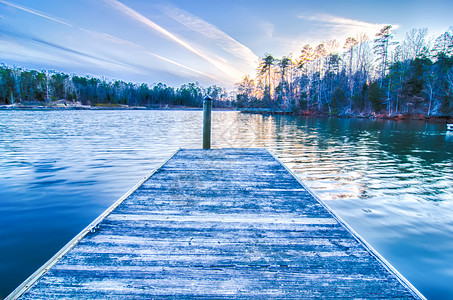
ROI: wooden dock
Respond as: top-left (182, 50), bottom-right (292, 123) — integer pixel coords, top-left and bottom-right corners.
top-left (9, 148), bottom-right (424, 299)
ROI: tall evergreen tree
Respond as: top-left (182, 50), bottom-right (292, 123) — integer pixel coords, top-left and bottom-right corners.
top-left (259, 53), bottom-right (275, 101)
top-left (374, 25), bottom-right (395, 87)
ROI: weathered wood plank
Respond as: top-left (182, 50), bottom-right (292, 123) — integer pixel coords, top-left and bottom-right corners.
top-left (10, 148), bottom-right (424, 299)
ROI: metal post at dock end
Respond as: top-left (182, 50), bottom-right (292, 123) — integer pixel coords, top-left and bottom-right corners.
top-left (203, 95), bottom-right (212, 149)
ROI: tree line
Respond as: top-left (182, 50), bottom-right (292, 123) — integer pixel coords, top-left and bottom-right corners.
top-left (236, 26), bottom-right (453, 117)
top-left (0, 66), bottom-right (232, 108)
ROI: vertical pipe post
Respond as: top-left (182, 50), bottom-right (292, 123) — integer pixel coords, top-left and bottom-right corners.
top-left (203, 95), bottom-right (212, 149)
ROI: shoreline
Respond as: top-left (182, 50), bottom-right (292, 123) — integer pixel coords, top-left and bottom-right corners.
top-left (238, 108), bottom-right (453, 124)
top-left (1, 105), bottom-right (451, 123)
top-left (0, 104), bottom-right (235, 111)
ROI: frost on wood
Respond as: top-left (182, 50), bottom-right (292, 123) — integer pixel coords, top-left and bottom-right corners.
top-left (17, 149), bottom-right (421, 299)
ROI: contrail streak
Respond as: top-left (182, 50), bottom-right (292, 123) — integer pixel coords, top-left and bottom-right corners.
top-left (81, 28), bottom-right (217, 80)
top-left (104, 0), bottom-right (241, 81)
top-left (0, 0), bottom-right (71, 26)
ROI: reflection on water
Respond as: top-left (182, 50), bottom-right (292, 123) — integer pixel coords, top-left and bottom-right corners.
top-left (0, 110), bottom-right (452, 299)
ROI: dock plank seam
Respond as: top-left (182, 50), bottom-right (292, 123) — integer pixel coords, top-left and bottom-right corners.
top-left (8, 148), bottom-right (424, 299)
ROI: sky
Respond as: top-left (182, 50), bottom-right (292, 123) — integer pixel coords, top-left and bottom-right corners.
top-left (0, 0), bottom-right (452, 89)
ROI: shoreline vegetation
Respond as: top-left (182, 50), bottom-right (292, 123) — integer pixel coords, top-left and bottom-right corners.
top-left (1, 103), bottom-right (451, 124)
top-left (1, 26), bottom-right (452, 123)
top-left (0, 64), bottom-right (234, 110)
top-left (236, 26), bottom-right (453, 121)
top-left (0, 102), bottom-right (233, 111)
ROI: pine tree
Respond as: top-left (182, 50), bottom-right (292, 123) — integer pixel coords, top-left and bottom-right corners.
top-left (374, 25), bottom-right (395, 87)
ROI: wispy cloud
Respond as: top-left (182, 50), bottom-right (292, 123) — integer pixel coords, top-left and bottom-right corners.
top-left (103, 0), bottom-right (244, 82)
top-left (147, 52), bottom-right (216, 80)
top-left (299, 13), bottom-right (399, 39)
top-left (0, 27), bottom-right (142, 73)
top-left (0, 38), bottom-right (67, 66)
top-left (103, 0), bottom-right (199, 54)
top-left (0, 0), bottom-right (71, 26)
top-left (159, 4), bottom-right (258, 68)
top-left (260, 21), bottom-right (275, 39)
top-left (79, 28), bottom-right (139, 47)
top-left (31, 38), bottom-right (135, 70)
top-left (80, 28), bottom-right (216, 80)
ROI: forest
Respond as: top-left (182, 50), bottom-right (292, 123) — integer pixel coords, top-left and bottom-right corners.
top-left (0, 66), bottom-right (232, 108)
top-left (236, 26), bottom-right (453, 117)
top-left (1, 26), bottom-right (452, 117)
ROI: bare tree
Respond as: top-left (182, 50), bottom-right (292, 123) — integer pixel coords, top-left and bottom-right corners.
top-left (344, 37), bottom-right (359, 109)
top-left (314, 43), bottom-right (327, 110)
top-left (432, 27), bottom-right (453, 58)
top-left (401, 28), bottom-right (429, 60)
top-left (297, 45), bottom-right (315, 111)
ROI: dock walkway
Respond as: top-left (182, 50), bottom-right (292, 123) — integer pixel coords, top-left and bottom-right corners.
top-left (9, 148), bottom-right (423, 299)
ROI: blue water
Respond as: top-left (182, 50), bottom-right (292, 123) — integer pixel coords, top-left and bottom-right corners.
top-left (0, 110), bottom-right (452, 299)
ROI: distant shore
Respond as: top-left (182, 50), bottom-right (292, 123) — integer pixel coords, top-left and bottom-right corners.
top-left (2, 103), bottom-right (451, 123)
top-left (237, 107), bottom-right (453, 123)
top-left (0, 103), bottom-right (235, 111)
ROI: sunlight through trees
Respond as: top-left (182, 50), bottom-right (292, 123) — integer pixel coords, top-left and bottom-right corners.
top-left (236, 26), bottom-right (453, 117)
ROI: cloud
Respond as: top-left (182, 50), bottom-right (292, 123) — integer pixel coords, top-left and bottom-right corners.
top-left (103, 0), bottom-right (198, 54)
top-left (147, 52), bottom-right (217, 80)
top-left (0, 38), bottom-right (69, 66)
top-left (159, 4), bottom-right (258, 69)
top-left (80, 28), bottom-right (216, 80)
top-left (299, 13), bottom-right (399, 41)
top-left (79, 28), bottom-right (140, 47)
top-left (0, 0), bottom-right (71, 26)
top-left (266, 13), bottom-right (400, 56)
top-left (103, 0), bottom-right (245, 82)
top-left (299, 14), bottom-right (399, 46)
top-left (33, 38), bottom-right (102, 61)
top-left (260, 21), bottom-right (275, 39)
top-left (0, 27), bottom-right (142, 73)
top-left (31, 38), bottom-right (134, 70)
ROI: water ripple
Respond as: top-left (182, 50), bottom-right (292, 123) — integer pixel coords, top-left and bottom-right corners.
top-left (0, 110), bottom-right (452, 299)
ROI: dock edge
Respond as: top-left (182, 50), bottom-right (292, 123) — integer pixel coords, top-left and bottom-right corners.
top-left (266, 148), bottom-right (426, 300)
top-left (6, 149), bottom-right (182, 300)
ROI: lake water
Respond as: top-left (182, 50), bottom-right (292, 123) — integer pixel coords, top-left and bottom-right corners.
top-left (0, 110), bottom-right (452, 299)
